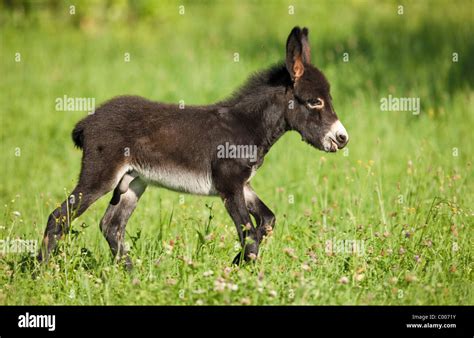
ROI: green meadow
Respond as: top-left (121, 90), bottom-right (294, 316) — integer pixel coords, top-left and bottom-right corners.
top-left (0, 0), bottom-right (472, 305)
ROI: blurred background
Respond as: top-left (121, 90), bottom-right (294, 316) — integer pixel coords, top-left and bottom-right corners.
top-left (0, 1), bottom-right (472, 304)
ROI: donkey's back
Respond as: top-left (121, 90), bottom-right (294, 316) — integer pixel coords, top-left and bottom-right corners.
top-left (73, 95), bottom-right (216, 149)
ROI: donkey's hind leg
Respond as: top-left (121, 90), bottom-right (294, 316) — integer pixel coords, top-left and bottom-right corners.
top-left (38, 180), bottom-right (116, 263)
top-left (99, 174), bottom-right (147, 270)
top-left (38, 164), bottom-right (128, 263)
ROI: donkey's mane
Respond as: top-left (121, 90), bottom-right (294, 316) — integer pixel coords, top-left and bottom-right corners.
top-left (218, 63), bottom-right (291, 110)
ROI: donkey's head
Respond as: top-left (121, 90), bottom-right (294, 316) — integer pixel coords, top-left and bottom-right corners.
top-left (284, 27), bottom-right (349, 152)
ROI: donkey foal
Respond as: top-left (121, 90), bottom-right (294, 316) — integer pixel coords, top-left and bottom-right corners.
top-left (38, 26), bottom-right (349, 268)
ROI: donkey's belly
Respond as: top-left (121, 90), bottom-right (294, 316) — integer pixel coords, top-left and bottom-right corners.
top-left (132, 165), bottom-right (217, 196)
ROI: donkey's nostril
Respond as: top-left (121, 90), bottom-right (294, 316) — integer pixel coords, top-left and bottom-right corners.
top-left (336, 132), bottom-right (347, 144)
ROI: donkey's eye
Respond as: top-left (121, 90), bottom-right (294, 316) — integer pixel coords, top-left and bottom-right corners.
top-left (307, 98), bottom-right (324, 109)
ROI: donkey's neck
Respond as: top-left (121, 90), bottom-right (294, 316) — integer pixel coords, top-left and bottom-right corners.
top-left (253, 95), bottom-right (289, 154)
top-left (218, 64), bottom-right (291, 155)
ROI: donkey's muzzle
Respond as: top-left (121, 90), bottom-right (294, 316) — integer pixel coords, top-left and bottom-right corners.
top-left (324, 120), bottom-right (349, 152)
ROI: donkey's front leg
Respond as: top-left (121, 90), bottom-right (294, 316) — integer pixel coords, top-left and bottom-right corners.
top-left (243, 184), bottom-right (276, 240)
top-left (221, 189), bottom-right (259, 265)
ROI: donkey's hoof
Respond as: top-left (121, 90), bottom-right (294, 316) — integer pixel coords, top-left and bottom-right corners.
top-left (36, 253), bottom-right (45, 264)
top-left (116, 255), bottom-right (134, 272)
top-left (232, 252), bottom-right (243, 265)
top-left (124, 261), bottom-right (134, 272)
top-left (232, 249), bottom-right (258, 265)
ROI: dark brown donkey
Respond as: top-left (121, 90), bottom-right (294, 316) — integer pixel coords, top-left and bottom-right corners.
top-left (38, 26), bottom-right (349, 268)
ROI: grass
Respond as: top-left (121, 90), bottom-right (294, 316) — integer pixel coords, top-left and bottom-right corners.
top-left (0, 0), bottom-right (472, 305)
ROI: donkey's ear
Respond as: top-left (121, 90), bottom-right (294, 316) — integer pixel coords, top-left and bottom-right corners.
top-left (286, 26), bottom-right (306, 82)
top-left (301, 27), bottom-right (311, 64)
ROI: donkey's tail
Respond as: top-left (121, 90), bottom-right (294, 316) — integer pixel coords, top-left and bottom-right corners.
top-left (72, 121), bottom-right (85, 149)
